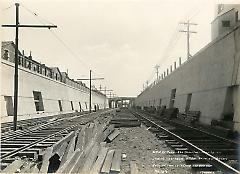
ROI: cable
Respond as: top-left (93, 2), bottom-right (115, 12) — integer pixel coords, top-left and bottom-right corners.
top-left (21, 3), bottom-right (104, 79)
top-left (1, 4), bottom-right (14, 12)
top-left (21, 4), bottom-right (55, 25)
top-left (49, 30), bottom-right (90, 71)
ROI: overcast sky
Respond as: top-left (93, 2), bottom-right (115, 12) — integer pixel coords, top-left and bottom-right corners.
top-left (0, 0), bottom-right (235, 97)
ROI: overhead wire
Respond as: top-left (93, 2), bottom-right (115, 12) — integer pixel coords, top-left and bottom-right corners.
top-left (1, 4), bottom-right (14, 12)
top-left (144, 3), bottom-right (204, 89)
top-left (20, 3), bottom-right (114, 94)
top-left (21, 4), bottom-right (94, 71)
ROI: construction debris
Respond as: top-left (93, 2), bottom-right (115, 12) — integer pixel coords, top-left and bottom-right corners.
top-left (110, 113), bottom-right (141, 128)
top-left (29, 115), bottom-right (124, 174)
top-left (106, 129), bottom-right (120, 142)
top-left (130, 160), bottom-right (139, 174)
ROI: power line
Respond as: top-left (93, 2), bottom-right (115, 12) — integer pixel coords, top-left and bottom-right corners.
top-left (21, 3), bottom-right (91, 72)
top-left (1, 4), bottom-right (14, 11)
top-left (154, 64), bottom-right (160, 81)
top-left (21, 4), bottom-right (55, 25)
top-left (21, 3), bottom-right (105, 80)
top-left (179, 20), bottom-right (197, 59)
top-left (145, 4), bottom-right (203, 88)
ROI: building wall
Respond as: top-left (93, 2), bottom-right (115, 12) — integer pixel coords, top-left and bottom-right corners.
top-left (1, 59), bottom-right (107, 118)
top-left (135, 26), bottom-right (240, 132)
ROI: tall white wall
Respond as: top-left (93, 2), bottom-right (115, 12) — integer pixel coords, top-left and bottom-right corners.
top-left (136, 26), bottom-right (240, 132)
top-left (1, 60), bottom-right (107, 117)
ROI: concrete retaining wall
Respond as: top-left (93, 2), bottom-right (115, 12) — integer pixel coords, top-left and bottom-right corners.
top-left (1, 59), bottom-right (107, 118)
top-left (135, 26), bottom-right (240, 132)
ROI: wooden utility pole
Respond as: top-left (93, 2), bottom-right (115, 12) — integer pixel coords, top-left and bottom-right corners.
top-left (179, 20), bottom-right (197, 59)
top-left (154, 64), bottom-right (160, 81)
top-left (77, 70), bottom-right (104, 113)
top-left (89, 70), bottom-right (92, 113)
top-left (2, 3), bottom-right (57, 131)
top-left (98, 87), bottom-right (113, 109)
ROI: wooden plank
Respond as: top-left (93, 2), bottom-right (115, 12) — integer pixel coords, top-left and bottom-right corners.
top-left (101, 125), bottom-right (115, 142)
top-left (75, 125), bottom-right (86, 151)
top-left (80, 143), bottom-right (100, 174)
top-left (2, 159), bottom-right (24, 173)
top-left (39, 146), bottom-right (53, 173)
top-left (30, 164), bottom-right (40, 173)
top-left (59, 133), bottom-right (77, 167)
top-left (100, 149), bottom-right (115, 173)
top-left (130, 161), bottom-right (138, 174)
top-left (20, 161), bottom-right (35, 173)
top-left (69, 150), bottom-right (86, 173)
top-left (70, 140), bottom-right (96, 173)
top-left (52, 131), bottom-right (75, 153)
top-left (111, 149), bottom-right (122, 173)
top-left (55, 142), bottom-right (68, 160)
top-left (113, 122), bottom-right (141, 128)
top-left (90, 147), bottom-right (109, 174)
top-left (57, 149), bottom-right (81, 173)
top-left (84, 124), bottom-right (93, 147)
top-left (107, 129), bottom-right (120, 142)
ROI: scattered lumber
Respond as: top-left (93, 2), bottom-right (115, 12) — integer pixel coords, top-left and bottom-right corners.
top-left (52, 131), bottom-right (75, 153)
top-left (107, 129), bottom-right (120, 142)
top-left (90, 146), bottom-right (109, 174)
top-left (111, 149), bottom-right (122, 173)
top-left (110, 116), bottom-right (141, 128)
top-left (113, 122), bottom-right (141, 128)
top-left (59, 132), bottom-right (77, 167)
top-left (130, 161), bottom-right (139, 174)
top-left (29, 164), bottom-right (40, 173)
top-left (80, 143), bottom-right (100, 173)
top-left (100, 149), bottom-right (115, 173)
top-left (2, 159), bottom-right (24, 173)
top-left (39, 146), bottom-right (53, 173)
top-left (35, 114), bottom-right (124, 174)
top-left (20, 161), bottom-right (35, 173)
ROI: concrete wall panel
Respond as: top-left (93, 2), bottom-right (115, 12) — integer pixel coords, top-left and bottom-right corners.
top-left (1, 60), bottom-right (107, 118)
top-left (136, 27), bottom-right (240, 132)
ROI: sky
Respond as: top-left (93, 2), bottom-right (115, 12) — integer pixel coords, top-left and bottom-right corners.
top-left (0, 0), bottom-right (236, 97)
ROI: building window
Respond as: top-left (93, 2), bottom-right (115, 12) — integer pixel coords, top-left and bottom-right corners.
top-left (222, 20), bottom-right (230, 27)
top-left (33, 91), bottom-right (44, 111)
top-left (58, 100), bottom-right (63, 111)
top-left (70, 101), bottom-right (74, 110)
top-left (4, 96), bottom-right (14, 116)
top-left (85, 102), bottom-right (88, 109)
top-left (169, 88), bottom-right (176, 108)
top-left (3, 50), bottom-right (9, 60)
top-left (185, 93), bottom-right (192, 112)
top-left (79, 102), bottom-right (82, 112)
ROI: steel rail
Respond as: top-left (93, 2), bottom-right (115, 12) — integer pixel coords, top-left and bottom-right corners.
top-left (0, 124), bottom-right (78, 160)
top-left (1, 109), bottom-right (110, 141)
top-left (143, 110), bottom-right (239, 145)
top-left (0, 109), bottom-right (114, 161)
top-left (132, 110), bottom-right (240, 174)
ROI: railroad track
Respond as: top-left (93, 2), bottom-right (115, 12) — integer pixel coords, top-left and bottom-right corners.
top-left (1, 111), bottom-right (88, 136)
top-left (0, 111), bottom-right (89, 141)
top-left (131, 109), bottom-right (240, 174)
top-left (0, 109), bottom-right (113, 170)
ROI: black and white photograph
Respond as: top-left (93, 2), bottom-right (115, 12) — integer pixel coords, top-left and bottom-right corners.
top-left (0, 0), bottom-right (239, 173)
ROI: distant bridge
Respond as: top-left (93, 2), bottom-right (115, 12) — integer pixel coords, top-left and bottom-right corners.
top-left (108, 97), bottom-right (136, 108)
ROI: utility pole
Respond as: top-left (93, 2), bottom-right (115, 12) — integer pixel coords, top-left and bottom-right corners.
top-left (179, 20), bottom-right (197, 59)
top-left (89, 70), bottom-right (92, 113)
top-left (2, 3), bottom-right (57, 131)
top-left (154, 64), bottom-right (160, 80)
top-left (77, 70), bottom-right (104, 113)
top-left (98, 87), bottom-right (113, 109)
